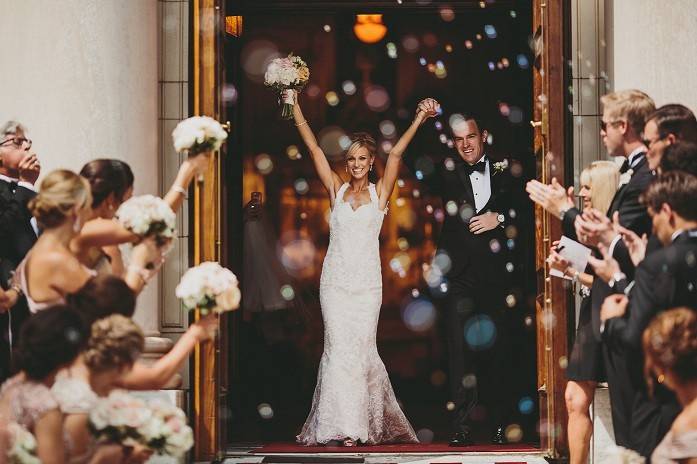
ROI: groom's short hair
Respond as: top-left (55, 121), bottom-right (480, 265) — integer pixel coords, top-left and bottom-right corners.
top-left (450, 112), bottom-right (487, 134)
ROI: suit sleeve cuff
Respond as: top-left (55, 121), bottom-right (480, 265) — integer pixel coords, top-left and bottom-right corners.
top-left (17, 181), bottom-right (36, 192)
top-left (608, 234), bottom-right (622, 257)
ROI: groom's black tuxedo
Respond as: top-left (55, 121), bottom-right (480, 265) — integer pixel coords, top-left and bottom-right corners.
top-left (0, 177), bottom-right (38, 381)
top-left (405, 152), bottom-right (527, 433)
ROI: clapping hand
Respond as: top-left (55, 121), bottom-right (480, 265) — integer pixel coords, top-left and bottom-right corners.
top-left (525, 178), bottom-right (575, 218)
top-left (575, 208), bottom-right (618, 247)
top-left (618, 221), bottom-right (648, 266)
top-left (601, 294), bottom-right (628, 322)
top-left (587, 243), bottom-right (621, 284)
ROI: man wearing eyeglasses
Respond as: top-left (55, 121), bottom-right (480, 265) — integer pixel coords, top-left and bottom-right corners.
top-left (0, 120), bottom-right (40, 382)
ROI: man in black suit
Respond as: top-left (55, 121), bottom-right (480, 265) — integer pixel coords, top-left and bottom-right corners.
top-left (406, 99), bottom-right (526, 445)
top-left (527, 90), bottom-right (656, 447)
top-left (0, 120), bottom-right (40, 381)
top-left (599, 171), bottom-right (697, 458)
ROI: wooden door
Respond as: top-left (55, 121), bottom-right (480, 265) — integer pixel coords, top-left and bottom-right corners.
top-left (532, 0), bottom-right (571, 458)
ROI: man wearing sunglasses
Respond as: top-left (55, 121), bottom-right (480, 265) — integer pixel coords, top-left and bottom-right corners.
top-left (0, 120), bottom-right (41, 382)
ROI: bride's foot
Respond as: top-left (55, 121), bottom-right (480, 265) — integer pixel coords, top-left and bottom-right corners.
top-left (342, 438), bottom-right (357, 447)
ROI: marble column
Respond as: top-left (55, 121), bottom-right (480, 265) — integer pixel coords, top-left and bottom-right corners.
top-left (0, 0), bottom-right (178, 384)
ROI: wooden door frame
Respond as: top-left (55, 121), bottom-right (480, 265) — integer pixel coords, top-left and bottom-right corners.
top-left (191, 0), bottom-right (572, 459)
top-left (532, 0), bottom-right (572, 458)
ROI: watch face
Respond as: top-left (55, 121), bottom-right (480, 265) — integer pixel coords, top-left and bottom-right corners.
top-left (497, 214), bottom-right (505, 223)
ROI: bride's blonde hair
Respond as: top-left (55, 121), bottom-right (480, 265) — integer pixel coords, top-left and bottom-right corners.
top-left (83, 314), bottom-right (144, 373)
top-left (345, 132), bottom-right (377, 160)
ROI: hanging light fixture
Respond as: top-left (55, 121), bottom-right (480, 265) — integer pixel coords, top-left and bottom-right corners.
top-left (354, 14), bottom-right (387, 44)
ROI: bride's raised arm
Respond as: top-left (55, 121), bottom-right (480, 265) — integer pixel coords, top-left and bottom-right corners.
top-left (288, 90), bottom-right (343, 204)
top-left (377, 102), bottom-right (437, 211)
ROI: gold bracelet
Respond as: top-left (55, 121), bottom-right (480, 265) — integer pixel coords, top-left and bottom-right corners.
top-left (295, 120), bottom-right (308, 127)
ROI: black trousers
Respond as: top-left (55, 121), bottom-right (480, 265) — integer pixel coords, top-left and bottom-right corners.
top-left (602, 341), bottom-right (635, 447)
top-left (439, 276), bottom-right (515, 433)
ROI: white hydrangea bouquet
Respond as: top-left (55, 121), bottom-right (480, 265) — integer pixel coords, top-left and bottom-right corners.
top-left (6, 422), bottom-right (40, 464)
top-left (175, 261), bottom-right (241, 315)
top-left (89, 391), bottom-right (194, 458)
top-left (172, 115), bottom-right (228, 155)
top-left (116, 194), bottom-right (176, 247)
top-left (140, 400), bottom-right (194, 458)
top-left (264, 53), bottom-right (310, 119)
top-left (88, 391), bottom-right (153, 448)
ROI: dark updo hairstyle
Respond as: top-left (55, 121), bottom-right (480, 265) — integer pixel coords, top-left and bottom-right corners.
top-left (28, 169), bottom-right (92, 228)
top-left (79, 159), bottom-right (134, 209)
top-left (660, 141), bottom-right (697, 176)
top-left (346, 132), bottom-right (378, 183)
top-left (643, 307), bottom-right (697, 396)
top-left (67, 275), bottom-right (137, 326)
top-left (647, 104), bottom-right (697, 144)
top-left (13, 305), bottom-right (88, 380)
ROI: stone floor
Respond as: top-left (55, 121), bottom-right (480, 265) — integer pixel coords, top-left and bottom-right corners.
top-left (215, 450), bottom-right (550, 464)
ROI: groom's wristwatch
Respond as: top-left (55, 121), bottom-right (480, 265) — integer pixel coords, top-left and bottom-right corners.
top-left (496, 213), bottom-right (505, 226)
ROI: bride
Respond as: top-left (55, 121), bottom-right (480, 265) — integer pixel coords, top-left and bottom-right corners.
top-left (285, 90), bottom-right (436, 446)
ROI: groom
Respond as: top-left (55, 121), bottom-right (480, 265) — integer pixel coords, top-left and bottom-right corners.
top-left (407, 99), bottom-right (524, 445)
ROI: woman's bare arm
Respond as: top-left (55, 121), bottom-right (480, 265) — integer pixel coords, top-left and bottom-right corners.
top-left (290, 92), bottom-right (343, 203)
top-left (377, 108), bottom-right (432, 210)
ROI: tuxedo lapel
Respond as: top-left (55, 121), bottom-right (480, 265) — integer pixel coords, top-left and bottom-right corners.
top-left (456, 162), bottom-right (476, 208)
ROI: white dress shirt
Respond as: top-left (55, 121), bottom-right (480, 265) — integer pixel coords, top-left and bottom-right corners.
top-left (469, 156), bottom-right (492, 212)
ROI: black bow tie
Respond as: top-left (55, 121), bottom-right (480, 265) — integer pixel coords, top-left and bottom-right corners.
top-left (619, 160), bottom-right (631, 174)
top-left (463, 161), bottom-right (486, 175)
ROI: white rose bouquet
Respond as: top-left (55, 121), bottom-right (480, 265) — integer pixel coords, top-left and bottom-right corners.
top-left (88, 391), bottom-right (153, 448)
top-left (140, 400), bottom-right (194, 458)
top-left (264, 53), bottom-right (310, 119)
top-left (6, 423), bottom-right (40, 464)
top-left (116, 194), bottom-right (176, 247)
top-left (175, 261), bottom-right (241, 315)
top-left (172, 116), bottom-right (228, 155)
top-left (89, 391), bottom-right (194, 458)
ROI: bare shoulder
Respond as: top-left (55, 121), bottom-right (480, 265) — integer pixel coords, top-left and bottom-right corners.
top-left (671, 408), bottom-right (697, 435)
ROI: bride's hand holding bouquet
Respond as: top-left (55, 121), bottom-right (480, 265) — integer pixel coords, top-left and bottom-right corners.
top-left (265, 53), bottom-right (310, 119)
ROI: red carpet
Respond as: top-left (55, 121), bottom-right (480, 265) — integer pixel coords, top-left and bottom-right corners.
top-left (252, 442), bottom-right (539, 454)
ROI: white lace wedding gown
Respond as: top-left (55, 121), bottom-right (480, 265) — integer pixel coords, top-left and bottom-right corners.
top-left (296, 183), bottom-right (418, 445)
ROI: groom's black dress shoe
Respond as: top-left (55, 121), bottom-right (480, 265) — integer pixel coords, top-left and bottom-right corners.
top-left (491, 425), bottom-right (506, 444)
top-left (449, 431), bottom-right (474, 447)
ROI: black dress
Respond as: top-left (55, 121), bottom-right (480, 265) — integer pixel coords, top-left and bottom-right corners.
top-left (566, 288), bottom-right (605, 382)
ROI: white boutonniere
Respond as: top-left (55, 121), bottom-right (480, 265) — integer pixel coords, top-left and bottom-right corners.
top-left (618, 168), bottom-right (633, 187)
top-left (492, 159), bottom-right (509, 175)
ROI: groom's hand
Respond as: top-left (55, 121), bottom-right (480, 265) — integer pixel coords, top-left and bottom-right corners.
top-left (469, 212), bottom-right (499, 234)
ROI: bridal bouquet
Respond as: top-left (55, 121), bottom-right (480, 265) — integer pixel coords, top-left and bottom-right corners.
top-left (175, 261), bottom-right (241, 314)
top-left (140, 400), bottom-right (194, 458)
top-left (88, 391), bottom-right (153, 448)
top-left (116, 195), bottom-right (176, 247)
top-left (6, 423), bottom-right (40, 464)
top-left (264, 53), bottom-right (310, 119)
top-left (89, 391), bottom-right (194, 458)
top-left (172, 116), bottom-right (228, 155)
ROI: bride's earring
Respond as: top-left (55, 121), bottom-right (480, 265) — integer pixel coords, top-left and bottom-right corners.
top-left (73, 217), bottom-right (82, 233)
top-left (370, 164), bottom-right (373, 171)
